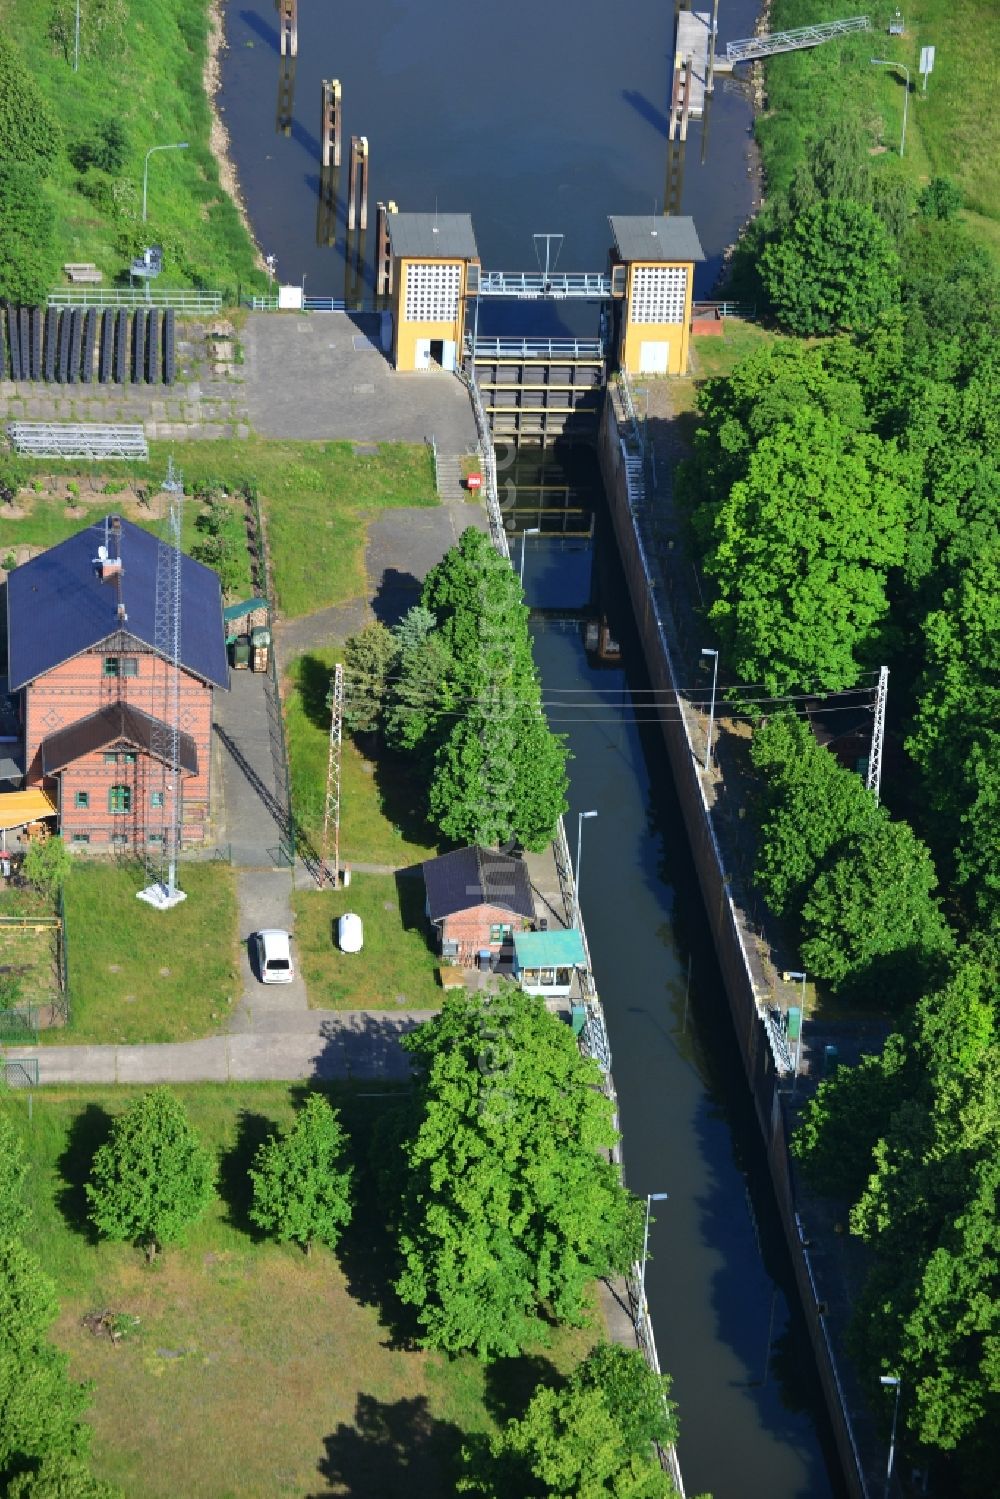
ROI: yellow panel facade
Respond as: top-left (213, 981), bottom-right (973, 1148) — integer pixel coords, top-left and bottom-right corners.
top-left (391, 257), bottom-right (469, 371)
top-left (620, 258), bottom-right (695, 377)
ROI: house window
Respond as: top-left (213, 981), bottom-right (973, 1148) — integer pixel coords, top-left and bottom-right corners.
top-left (123, 751), bottom-right (137, 765)
top-left (74, 791), bottom-right (89, 809)
top-left (72, 833), bottom-right (90, 845)
top-left (108, 784), bottom-right (131, 814)
top-left (121, 658), bottom-right (138, 678)
top-left (104, 752), bottom-right (118, 766)
top-left (148, 833), bottom-right (164, 845)
top-left (151, 790), bottom-right (164, 808)
top-left (111, 833), bottom-right (128, 847)
top-left (489, 923), bottom-right (513, 944)
top-left (103, 657), bottom-right (120, 678)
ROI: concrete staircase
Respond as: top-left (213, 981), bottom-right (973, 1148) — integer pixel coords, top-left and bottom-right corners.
top-left (434, 450), bottom-right (479, 503)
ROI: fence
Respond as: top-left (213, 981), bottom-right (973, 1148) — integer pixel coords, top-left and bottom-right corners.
top-left (460, 367), bottom-right (685, 1497)
top-left (47, 287), bottom-right (225, 313)
top-left (2, 1058), bottom-right (39, 1087)
top-left (0, 1006), bottom-right (39, 1042)
top-left (242, 482), bottom-right (296, 868)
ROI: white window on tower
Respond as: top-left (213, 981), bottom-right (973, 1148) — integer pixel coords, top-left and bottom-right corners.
top-left (630, 265), bottom-right (688, 325)
top-left (404, 263), bottom-right (461, 323)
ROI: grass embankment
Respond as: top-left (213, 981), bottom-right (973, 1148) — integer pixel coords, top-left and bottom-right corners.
top-left (0, 0), bottom-right (262, 291)
top-left (762, 0), bottom-right (1000, 257)
top-left (60, 863), bottom-right (239, 1044)
top-left (285, 650), bottom-right (437, 866)
top-left (293, 875), bottom-right (442, 1011)
top-left (1, 1083), bottom-right (598, 1498)
top-left (12, 439), bottom-right (439, 620)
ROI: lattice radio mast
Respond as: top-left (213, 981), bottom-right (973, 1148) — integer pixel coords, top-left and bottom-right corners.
top-left (321, 662), bottom-right (343, 888)
top-left (138, 457), bottom-right (186, 910)
top-left (866, 665), bottom-right (889, 803)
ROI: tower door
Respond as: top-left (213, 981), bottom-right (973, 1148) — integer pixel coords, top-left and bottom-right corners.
top-left (414, 338), bottom-right (431, 370)
top-left (639, 340), bottom-right (669, 374)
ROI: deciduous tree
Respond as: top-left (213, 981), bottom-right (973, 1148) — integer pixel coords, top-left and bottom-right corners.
top-left (389, 985), bottom-right (643, 1360)
top-left (0, 1113), bottom-right (29, 1241)
top-left (86, 1089), bottom-right (215, 1261)
top-left (759, 200), bottom-right (900, 335)
top-left (7, 1455), bottom-right (121, 1498)
top-left (0, 166), bottom-right (61, 308)
top-left (249, 1094), bottom-right (352, 1254)
top-left (0, 1241), bottom-right (90, 1487)
top-left (703, 408), bottom-right (910, 693)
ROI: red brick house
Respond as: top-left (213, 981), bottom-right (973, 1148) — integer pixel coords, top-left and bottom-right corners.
top-left (6, 514), bottom-right (228, 849)
top-left (422, 846), bottom-right (535, 964)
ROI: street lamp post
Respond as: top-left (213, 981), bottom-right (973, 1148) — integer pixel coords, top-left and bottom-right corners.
top-left (142, 142), bottom-right (189, 223)
top-left (871, 59), bottom-right (910, 157)
top-left (786, 970), bottom-right (807, 1094)
top-left (880, 1375), bottom-right (901, 1499)
top-left (701, 647), bottom-right (719, 772)
top-left (639, 1192), bottom-right (669, 1309)
top-left (574, 810), bottom-right (598, 929)
top-left (519, 527), bottom-right (540, 590)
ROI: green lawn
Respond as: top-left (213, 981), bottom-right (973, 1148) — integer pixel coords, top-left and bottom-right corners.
top-left (292, 874), bottom-right (443, 1011)
top-left (0, 0), bottom-right (263, 292)
top-left (690, 320), bottom-right (790, 380)
top-left (59, 863), bottom-right (239, 1044)
top-left (0, 479), bottom-right (254, 602)
top-left (0, 1083), bottom-right (599, 1498)
top-left (285, 650), bottom-right (438, 867)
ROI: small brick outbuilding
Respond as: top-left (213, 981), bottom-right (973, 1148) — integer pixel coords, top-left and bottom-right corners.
top-left (422, 845), bottom-right (535, 964)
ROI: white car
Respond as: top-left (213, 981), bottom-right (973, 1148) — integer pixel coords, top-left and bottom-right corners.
top-left (255, 928), bottom-right (294, 984)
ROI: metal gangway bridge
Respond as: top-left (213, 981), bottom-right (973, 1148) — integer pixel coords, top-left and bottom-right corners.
top-left (725, 14), bottom-right (870, 64)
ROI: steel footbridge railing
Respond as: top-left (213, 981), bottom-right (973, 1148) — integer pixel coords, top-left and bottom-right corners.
top-left (476, 270), bottom-right (613, 300)
top-left (726, 14), bottom-right (870, 63)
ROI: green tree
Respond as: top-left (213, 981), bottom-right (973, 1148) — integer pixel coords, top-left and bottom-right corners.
top-left (0, 34), bottom-right (62, 171)
top-left (918, 177), bottom-right (963, 221)
top-left (86, 1089), bottom-right (215, 1261)
top-left (759, 200), bottom-right (900, 334)
top-left (0, 454), bottom-right (29, 506)
top-left (459, 1345), bottom-right (680, 1498)
top-left (48, 0), bottom-right (127, 65)
top-left (7, 1455), bottom-right (122, 1498)
top-left (384, 606), bottom-right (454, 756)
top-left (0, 1113), bottom-right (29, 1241)
top-left (22, 837), bottom-right (71, 900)
top-left (341, 621), bottom-right (398, 735)
top-left (703, 408), bottom-right (910, 693)
top-left (421, 529), bottom-right (568, 850)
top-left (389, 985), bottom-right (643, 1359)
top-left (0, 1241), bottom-right (91, 1487)
top-left (749, 714), bottom-right (880, 915)
top-left (793, 1032), bottom-right (911, 1199)
top-left (0, 165), bottom-right (61, 307)
top-left (249, 1094), bottom-right (352, 1254)
top-left (800, 817), bottom-right (951, 1002)
top-left (907, 547), bottom-right (1000, 922)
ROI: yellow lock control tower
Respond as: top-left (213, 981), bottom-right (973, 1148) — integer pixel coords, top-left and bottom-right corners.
top-left (388, 212), bottom-right (480, 373)
top-left (608, 215), bottom-right (705, 377)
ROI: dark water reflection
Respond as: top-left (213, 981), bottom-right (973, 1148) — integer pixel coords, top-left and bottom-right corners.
top-left (220, 0), bottom-right (762, 303)
top-left (528, 511), bottom-right (841, 1498)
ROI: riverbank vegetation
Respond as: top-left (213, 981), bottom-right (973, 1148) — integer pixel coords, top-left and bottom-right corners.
top-left (0, 0), bottom-right (264, 299)
top-left (0, 1044), bottom-right (682, 1495)
top-left (680, 6), bottom-right (1000, 1490)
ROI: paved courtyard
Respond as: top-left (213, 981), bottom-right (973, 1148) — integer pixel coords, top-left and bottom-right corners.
top-left (242, 312), bottom-right (478, 447)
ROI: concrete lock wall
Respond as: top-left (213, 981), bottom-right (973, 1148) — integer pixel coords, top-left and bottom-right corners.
top-left (597, 393), bottom-right (868, 1499)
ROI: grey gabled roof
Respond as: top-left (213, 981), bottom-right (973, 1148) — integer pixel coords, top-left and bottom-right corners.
top-left (609, 215), bottom-right (705, 264)
top-left (388, 212), bottom-right (479, 261)
top-left (40, 702), bottom-right (198, 777)
top-left (7, 515), bottom-right (229, 691)
top-left (422, 846), bottom-right (534, 923)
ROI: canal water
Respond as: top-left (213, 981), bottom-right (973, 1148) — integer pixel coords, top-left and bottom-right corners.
top-left (222, 3), bottom-right (841, 1492)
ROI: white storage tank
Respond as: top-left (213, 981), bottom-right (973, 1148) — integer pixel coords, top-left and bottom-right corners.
top-left (338, 912), bottom-right (363, 953)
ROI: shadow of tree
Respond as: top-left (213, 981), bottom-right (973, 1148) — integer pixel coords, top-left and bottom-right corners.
top-left (482, 1351), bottom-right (564, 1425)
top-left (371, 567), bottom-right (422, 627)
top-left (293, 653), bottom-right (333, 732)
top-left (217, 1109), bottom-right (276, 1240)
top-left (55, 1102), bottom-right (114, 1241)
top-left (310, 1393), bottom-right (465, 1497)
top-left (370, 749), bottom-right (439, 852)
top-left (394, 867), bottom-right (433, 943)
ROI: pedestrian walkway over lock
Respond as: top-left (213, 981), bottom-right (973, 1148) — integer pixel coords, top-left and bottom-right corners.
top-left (726, 14), bottom-right (870, 63)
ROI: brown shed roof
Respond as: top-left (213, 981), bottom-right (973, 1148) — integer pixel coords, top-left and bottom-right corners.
top-left (40, 703), bottom-right (198, 777)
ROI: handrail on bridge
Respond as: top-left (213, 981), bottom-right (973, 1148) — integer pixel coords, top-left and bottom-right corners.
top-left (476, 270), bottom-right (613, 300)
top-left (466, 335), bottom-right (605, 359)
top-left (726, 14), bottom-right (870, 63)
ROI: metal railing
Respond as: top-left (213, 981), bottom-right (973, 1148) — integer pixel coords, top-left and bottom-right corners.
top-left (726, 15), bottom-right (870, 62)
top-left (457, 369), bottom-right (510, 561)
top-left (476, 270), bottom-right (613, 300)
top-left (0, 1007), bottom-right (40, 1042)
top-left (7, 422), bottom-right (149, 461)
top-left (692, 300), bottom-right (757, 320)
top-left (466, 336), bottom-right (605, 360)
top-left (47, 287), bottom-right (225, 312)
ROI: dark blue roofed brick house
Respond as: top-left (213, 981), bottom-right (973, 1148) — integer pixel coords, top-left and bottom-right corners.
top-left (7, 514), bottom-right (228, 850)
